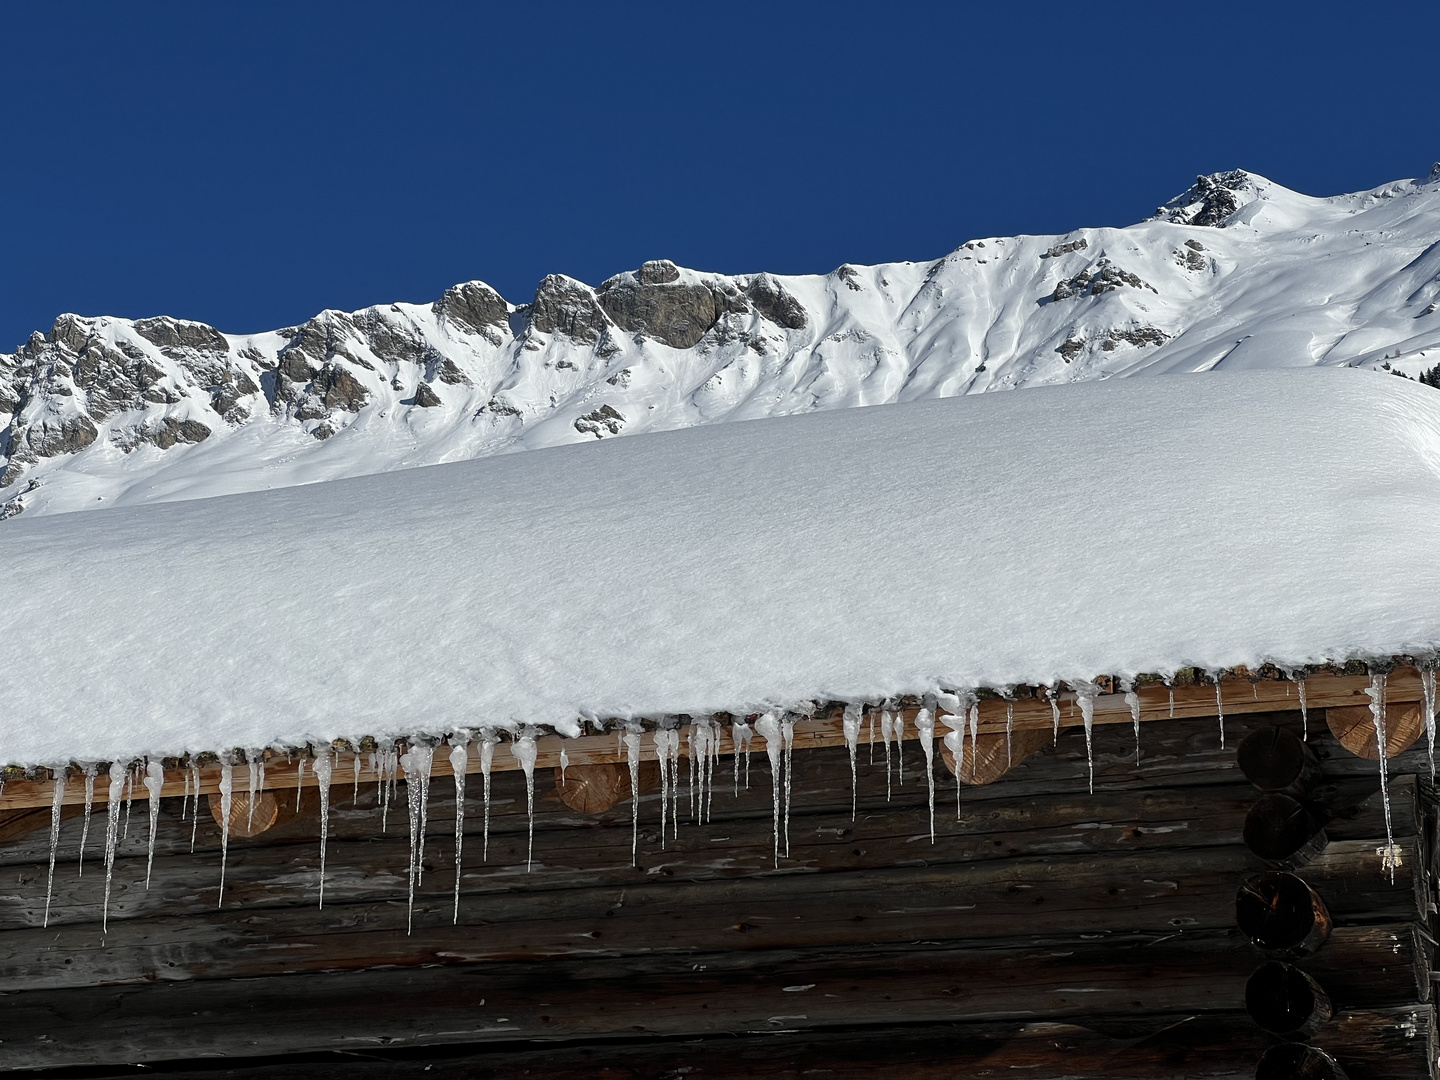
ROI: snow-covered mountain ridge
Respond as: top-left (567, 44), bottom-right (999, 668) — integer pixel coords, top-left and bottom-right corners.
top-left (4, 165), bottom-right (1440, 519)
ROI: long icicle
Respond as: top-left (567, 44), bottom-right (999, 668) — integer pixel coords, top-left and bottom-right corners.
top-left (1420, 660), bottom-right (1437, 780)
top-left (881, 708), bottom-right (894, 800)
top-left (78, 764), bottom-right (97, 878)
top-left (480, 733), bottom-right (496, 861)
top-left (654, 728), bottom-right (672, 848)
top-left (314, 748), bottom-right (334, 909)
top-left (842, 703), bottom-right (862, 822)
top-left (1047, 686), bottom-right (1060, 743)
top-left (189, 764), bottom-right (201, 853)
top-left (1074, 682), bottom-right (1100, 794)
top-left (144, 761), bottom-right (164, 889)
top-left (400, 744), bottom-right (424, 933)
top-left (102, 761), bottom-right (126, 932)
top-left (294, 758), bottom-right (305, 812)
top-left (1003, 698), bottom-right (1014, 766)
top-left (44, 768), bottom-right (66, 927)
top-left (1213, 672), bottom-right (1226, 749)
top-left (1123, 680), bottom-right (1141, 765)
top-left (623, 728), bottom-right (642, 866)
top-left (512, 733), bottom-right (538, 871)
top-left (756, 712), bottom-right (783, 867)
top-left (246, 753), bottom-right (261, 832)
top-left (916, 706), bottom-right (936, 843)
top-left (449, 736), bottom-right (469, 924)
top-left (781, 715), bottom-right (795, 857)
top-left (217, 760), bottom-right (234, 908)
top-left (1297, 676), bottom-right (1309, 741)
top-left (1367, 672), bottom-right (1397, 883)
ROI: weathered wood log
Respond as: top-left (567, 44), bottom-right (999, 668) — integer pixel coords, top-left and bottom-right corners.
top-left (1247, 961), bottom-right (1335, 1038)
top-left (1244, 794), bottom-right (1328, 864)
top-left (552, 759), bottom-right (660, 812)
top-left (1326, 703), bottom-right (1425, 760)
top-left (939, 727), bottom-right (1052, 785)
top-left (1256, 1042), bottom-right (1351, 1080)
top-left (0, 668), bottom-right (1426, 811)
top-left (208, 790), bottom-right (284, 838)
top-left (1238, 726), bottom-right (1322, 795)
top-left (1237, 872), bottom-right (1332, 955)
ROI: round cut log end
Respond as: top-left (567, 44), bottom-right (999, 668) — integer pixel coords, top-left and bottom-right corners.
top-left (208, 791), bottom-right (280, 838)
top-left (1237, 726), bottom-right (1318, 793)
top-left (1235, 872), bottom-right (1331, 954)
top-left (1245, 961), bottom-right (1334, 1039)
top-left (1326, 702), bottom-right (1423, 760)
top-left (1255, 1041), bottom-right (1349, 1079)
top-left (1243, 794), bottom-right (1326, 863)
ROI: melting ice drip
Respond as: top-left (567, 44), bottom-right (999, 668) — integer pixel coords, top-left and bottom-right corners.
top-left (880, 708), bottom-right (895, 800)
top-left (1003, 697), bottom-right (1014, 766)
top-left (1420, 660), bottom-right (1437, 779)
top-left (101, 761), bottom-right (126, 931)
top-left (144, 761), bottom-right (164, 889)
top-left (189, 764), bottom-right (201, 853)
top-left (1366, 672), bottom-right (1398, 882)
top-left (623, 728), bottom-right (642, 866)
top-left (78, 763), bottom-right (97, 877)
top-left (479, 733), bottom-right (496, 862)
top-left (1046, 686), bottom-right (1060, 743)
top-left (755, 712), bottom-right (784, 867)
top-left (1122, 680), bottom-right (1141, 765)
top-left (916, 707), bottom-right (936, 843)
top-left (294, 759), bottom-right (306, 813)
top-left (449, 736), bottom-right (469, 924)
top-left (44, 769), bottom-right (66, 927)
top-left (314, 748), bottom-right (334, 909)
top-left (513, 733), bottom-right (538, 872)
top-left (781, 715), bottom-right (796, 858)
top-left (842, 703), bottom-right (862, 822)
top-left (731, 718), bottom-right (753, 794)
top-left (654, 727), bottom-right (680, 847)
top-left (1212, 673), bottom-right (1226, 748)
top-left (1073, 682), bottom-right (1100, 794)
top-left (400, 743), bottom-right (435, 932)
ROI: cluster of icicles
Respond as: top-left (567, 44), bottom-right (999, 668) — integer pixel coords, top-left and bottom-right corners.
top-left (23, 665), bottom-right (1437, 935)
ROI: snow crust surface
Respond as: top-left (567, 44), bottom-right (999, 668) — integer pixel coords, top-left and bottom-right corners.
top-left (4, 367), bottom-right (1439, 767)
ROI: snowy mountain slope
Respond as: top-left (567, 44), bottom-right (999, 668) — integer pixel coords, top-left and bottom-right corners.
top-left (4, 165), bottom-right (1440, 519)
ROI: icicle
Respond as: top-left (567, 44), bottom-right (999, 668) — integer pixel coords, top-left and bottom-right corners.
top-left (1047, 686), bottom-right (1060, 743)
top-left (1213, 673), bottom-right (1226, 748)
top-left (842, 703), bottom-right (862, 822)
top-left (102, 761), bottom-right (126, 932)
top-left (449, 736), bottom-right (469, 923)
top-left (894, 710), bottom-right (905, 786)
top-left (352, 752), bottom-right (362, 805)
top-left (686, 722), bottom-right (697, 820)
top-left (559, 745), bottom-right (569, 786)
top-left (1166, 677), bottom-right (1175, 718)
top-left (916, 707), bottom-right (936, 843)
top-left (181, 766), bottom-right (191, 823)
top-left (217, 760), bottom-right (233, 908)
top-left (880, 709), bottom-right (894, 800)
top-left (189, 764), bottom-right (201, 853)
top-left (689, 720), bottom-right (710, 827)
top-left (968, 703), bottom-right (979, 751)
top-left (295, 758), bottom-right (305, 812)
top-left (479, 733), bottom-right (496, 861)
top-left (378, 743), bottom-right (395, 833)
top-left (1073, 682), bottom-right (1099, 794)
top-left (122, 768), bottom-right (134, 840)
top-left (654, 729), bottom-right (670, 847)
top-left (400, 744), bottom-right (431, 933)
top-left (943, 723), bottom-right (964, 818)
top-left (623, 728), bottom-right (642, 866)
top-left (755, 713), bottom-right (783, 867)
top-left (314, 748), bottom-right (334, 908)
top-left (781, 715), bottom-right (795, 857)
top-left (1366, 673), bottom-right (1398, 882)
top-left (868, 707), bottom-right (875, 766)
top-left (44, 768), bottom-right (66, 928)
top-left (1419, 662), bottom-right (1436, 779)
top-left (1123, 680), bottom-right (1141, 765)
top-left (144, 761), bottom-right (164, 889)
top-left (1297, 677), bottom-right (1310, 742)
top-left (732, 717), bottom-right (753, 793)
top-left (1003, 699), bottom-right (1014, 766)
top-left (246, 753), bottom-right (261, 831)
top-left (669, 727), bottom-right (681, 835)
top-left (78, 763), bottom-right (97, 877)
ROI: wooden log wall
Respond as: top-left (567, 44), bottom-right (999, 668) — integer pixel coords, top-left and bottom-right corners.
top-left (0, 703), bottom-right (1433, 1078)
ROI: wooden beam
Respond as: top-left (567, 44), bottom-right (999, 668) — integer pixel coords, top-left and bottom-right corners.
top-left (0, 668), bottom-right (1421, 811)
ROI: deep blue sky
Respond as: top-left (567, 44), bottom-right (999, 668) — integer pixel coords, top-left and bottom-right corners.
top-left (2, 2), bottom-right (1436, 349)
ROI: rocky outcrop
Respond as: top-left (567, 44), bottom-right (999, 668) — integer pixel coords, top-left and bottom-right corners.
top-left (597, 261), bottom-right (719, 349)
top-left (433, 282), bottom-right (508, 339)
top-left (746, 274), bottom-right (807, 330)
top-left (412, 382), bottom-right (442, 408)
top-left (132, 317), bottom-right (229, 355)
top-left (2, 414), bottom-right (98, 483)
top-left (1051, 260), bottom-right (1156, 301)
top-left (574, 404), bottom-right (625, 438)
top-left (1041, 238), bottom-right (1089, 259)
top-left (529, 276), bottom-right (610, 343)
top-left (1156, 170), bottom-right (1253, 228)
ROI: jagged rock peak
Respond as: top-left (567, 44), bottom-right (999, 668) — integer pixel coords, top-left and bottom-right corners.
top-left (1154, 169), bottom-right (1259, 228)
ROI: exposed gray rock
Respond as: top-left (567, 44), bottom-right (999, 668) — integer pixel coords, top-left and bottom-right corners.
top-left (835, 265), bottom-right (863, 290)
top-left (1056, 337), bottom-right (1086, 362)
top-left (139, 417), bottom-right (212, 450)
top-left (638, 260), bottom-right (680, 285)
top-left (1156, 170), bottom-right (1250, 228)
top-left (314, 364), bottom-right (370, 412)
top-left (574, 404), bottom-right (625, 438)
top-left (435, 358), bottom-right (469, 385)
top-left (746, 274), bottom-right (808, 330)
top-left (432, 281), bottom-right (509, 337)
top-left (597, 267), bottom-right (718, 349)
top-left (412, 381), bottom-right (442, 408)
top-left (1100, 326), bottom-right (1170, 351)
top-left (528, 276), bottom-right (610, 343)
top-left (133, 317), bottom-right (229, 354)
top-left (1040, 238), bottom-right (1089, 259)
top-left (2, 414), bottom-right (99, 483)
top-left (1051, 261), bottom-right (1156, 301)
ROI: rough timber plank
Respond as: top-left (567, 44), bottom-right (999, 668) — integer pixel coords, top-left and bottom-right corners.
top-left (0, 668), bottom-right (1421, 810)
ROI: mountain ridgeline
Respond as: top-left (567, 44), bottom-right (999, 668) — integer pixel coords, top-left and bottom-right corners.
top-left (4, 166), bottom-right (1440, 518)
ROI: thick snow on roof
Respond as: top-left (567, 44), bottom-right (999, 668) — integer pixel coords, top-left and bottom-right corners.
top-left (4, 367), bottom-right (1440, 766)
